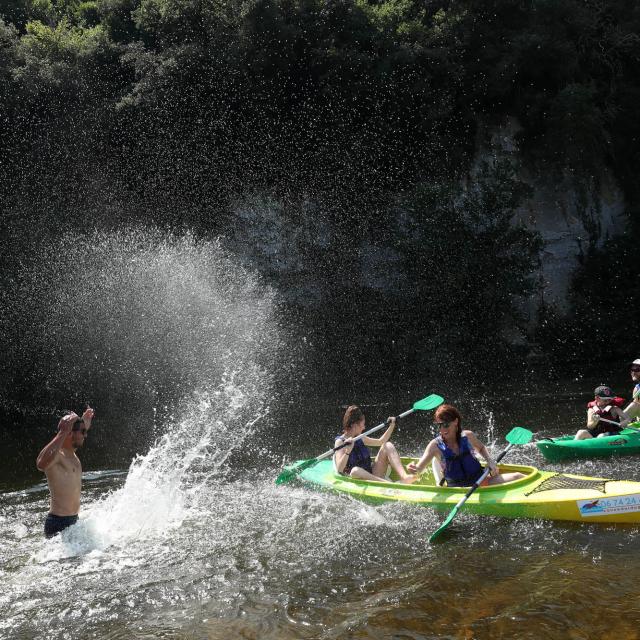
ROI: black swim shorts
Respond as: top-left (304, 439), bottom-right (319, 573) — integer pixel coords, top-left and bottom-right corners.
top-left (44, 513), bottom-right (78, 538)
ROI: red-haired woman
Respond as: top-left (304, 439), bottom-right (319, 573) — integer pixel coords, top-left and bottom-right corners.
top-left (334, 405), bottom-right (417, 484)
top-left (407, 404), bottom-right (525, 486)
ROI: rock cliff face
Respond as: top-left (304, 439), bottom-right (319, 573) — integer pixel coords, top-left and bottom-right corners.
top-left (485, 117), bottom-right (626, 315)
top-left (224, 195), bottom-right (332, 307)
top-left (224, 117), bottom-right (627, 331)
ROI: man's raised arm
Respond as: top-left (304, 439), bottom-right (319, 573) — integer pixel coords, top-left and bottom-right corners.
top-left (36, 413), bottom-right (76, 471)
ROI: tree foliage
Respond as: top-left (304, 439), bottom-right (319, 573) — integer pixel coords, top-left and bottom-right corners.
top-left (1, 0), bottom-right (639, 382)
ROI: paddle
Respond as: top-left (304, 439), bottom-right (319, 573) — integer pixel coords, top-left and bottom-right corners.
top-left (598, 417), bottom-right (640, 433)
top-left (275, 393), bottom-right (445, 485)
top-left (428, 426), bottom-right (533, 543)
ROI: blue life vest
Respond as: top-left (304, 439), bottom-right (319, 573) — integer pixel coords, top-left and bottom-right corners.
top-left (634, 383), bottom-right (640, 401)
top-left (336, 435), bottom-right (372, 474)
top-left (436, 435), bottom-right (483, 487)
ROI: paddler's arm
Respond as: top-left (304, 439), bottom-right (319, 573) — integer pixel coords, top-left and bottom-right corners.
top-left (466, 431), bottom-right (498, 477)
top-left (615, 408), bottom-right (630, 429)
top-left (406, 439), bottom-right (438, 474)
top-left (627, 385), bottom-right (640, 419)
top-left (333, 437), bottom-right (353, 474)
top-left (586, 407), bottom-right (600, 429)
top-left (362, 417), bottom-right (396, 447)
top-left (624, 400), bottom-right (640, 420)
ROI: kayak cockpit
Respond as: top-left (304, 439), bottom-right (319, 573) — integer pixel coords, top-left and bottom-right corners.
top-left (331, 458), bottom-right (540, 491)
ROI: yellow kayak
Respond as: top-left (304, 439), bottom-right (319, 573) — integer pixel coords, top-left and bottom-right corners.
top-left (294, 458), bottom-right (640, 524)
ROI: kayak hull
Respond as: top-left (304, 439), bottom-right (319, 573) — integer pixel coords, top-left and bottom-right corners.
top-left (294, 458), bottom-right (640, 524)
top-left (537, 426), bottom-right (640, 462)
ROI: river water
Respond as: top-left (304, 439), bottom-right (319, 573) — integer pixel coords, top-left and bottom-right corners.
top-left (1, 230), bottom-right (639, 639)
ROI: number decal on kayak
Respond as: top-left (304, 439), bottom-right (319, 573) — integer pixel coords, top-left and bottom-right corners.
top-left (578, 493), bottom-right (640, 517)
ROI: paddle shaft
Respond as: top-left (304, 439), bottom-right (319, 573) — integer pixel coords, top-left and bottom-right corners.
top-left (451, 443), bottom-right (513, 508)
top-left (598, 416), bottom-right (640, 432)
top-left (326, 407), bottom-right (417, 460)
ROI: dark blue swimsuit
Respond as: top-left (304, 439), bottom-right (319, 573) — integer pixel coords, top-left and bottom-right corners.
top-left (336, 436), bottom-right (372, 475)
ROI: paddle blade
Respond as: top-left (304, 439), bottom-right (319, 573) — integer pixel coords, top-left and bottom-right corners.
top-left (275, 458), bottom-right (318, 485)
top-left (429, 505), bottom-right (459, 543)
top-left (413, 394), bottom-right (445, 412)
top-left (505, 426), bottom-right (533, 445)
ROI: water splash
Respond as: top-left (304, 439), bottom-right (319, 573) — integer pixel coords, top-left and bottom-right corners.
top-left (0, 228), bottom-right (282, 429)
top-left (1, 227), bottom-right (286, 560)
top-left (486, 410), bottom-right (496, 445)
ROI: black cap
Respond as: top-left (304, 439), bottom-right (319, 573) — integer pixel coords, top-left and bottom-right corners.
top-left (594, 385), bottom-right (614, 399)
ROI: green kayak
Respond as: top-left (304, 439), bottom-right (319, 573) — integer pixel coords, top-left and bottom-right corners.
top-left (288, 458), bottom-right (640, 524)
top-left (537, 424), bottom-right (640, 462)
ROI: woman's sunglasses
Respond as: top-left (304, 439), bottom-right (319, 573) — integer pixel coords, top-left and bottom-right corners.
top-left (631, 367), bottom-right (640, 373)
top-left (433, 421), bottom-right (453, 429)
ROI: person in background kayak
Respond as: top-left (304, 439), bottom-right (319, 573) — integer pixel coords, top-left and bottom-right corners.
top-left (574, 385), bottom-right (630, 440)
top-left (406, 404), bottom-right (525, 486)
top-left (625, 359), bottom-right (640, 421)
top-left (333, 405), bottom-right (418, 483)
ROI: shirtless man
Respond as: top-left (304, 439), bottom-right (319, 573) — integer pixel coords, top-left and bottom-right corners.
top-left (36, 406), bottom-right (95, 538)
top-left (625, 359), bottom-right (640, 421)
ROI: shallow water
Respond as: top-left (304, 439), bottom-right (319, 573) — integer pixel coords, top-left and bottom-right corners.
top-left (3, 392), bottom-right (640, 640)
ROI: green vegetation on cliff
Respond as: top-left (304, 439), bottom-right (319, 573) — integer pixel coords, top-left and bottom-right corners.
top-left (1, 0), bottom-right (638, 382)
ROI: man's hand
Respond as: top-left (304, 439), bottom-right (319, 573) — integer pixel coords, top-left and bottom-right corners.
top-left (57, 413), bottom-right (78, 436)
top-left (82, 406), bottom-right (95, 426)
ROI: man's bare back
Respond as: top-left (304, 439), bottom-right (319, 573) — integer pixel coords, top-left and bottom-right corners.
top-left (36, 407), bottom-right (94, 536)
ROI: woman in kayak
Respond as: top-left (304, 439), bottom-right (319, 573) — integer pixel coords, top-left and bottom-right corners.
top-left (406, 404), bottom-right (525, 486)
top-left (625, 359), bottom-right (640, 421)
top-left (334, 405), bottom-right (418, 483)
top-left (574, 385), bottom-right (630, 440)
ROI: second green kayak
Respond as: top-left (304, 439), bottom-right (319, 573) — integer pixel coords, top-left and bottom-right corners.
top-left (537, 424), bottom-right (640, 462)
